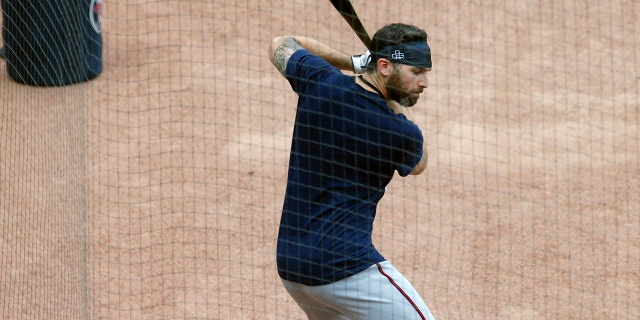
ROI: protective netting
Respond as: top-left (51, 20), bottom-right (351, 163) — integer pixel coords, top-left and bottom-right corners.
top-left (1, 0), bottom-right (638, 319)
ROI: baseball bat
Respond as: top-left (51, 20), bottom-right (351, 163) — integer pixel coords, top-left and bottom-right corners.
top-left (329, 0), bottom-right (371, 49)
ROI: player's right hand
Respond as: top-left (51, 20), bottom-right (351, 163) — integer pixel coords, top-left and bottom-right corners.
top-left (351, 50), bottom-right (371, 74)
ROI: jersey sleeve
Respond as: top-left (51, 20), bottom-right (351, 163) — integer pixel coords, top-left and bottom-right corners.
top-left (285, 49), bottom-right (340, 95)
top-left (393, 116), bottom-right (424, 177)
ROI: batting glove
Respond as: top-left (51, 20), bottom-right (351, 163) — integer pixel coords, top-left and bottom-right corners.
top-left (351, 50), bottom-right (371, 74)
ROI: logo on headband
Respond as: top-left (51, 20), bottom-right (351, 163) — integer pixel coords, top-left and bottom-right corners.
top-left (373, 41), bottom-right (432, 68)
top-left (391, 50), bottom-right (405, 60)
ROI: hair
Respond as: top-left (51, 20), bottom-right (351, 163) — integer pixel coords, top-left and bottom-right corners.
top-left (367, 23), bottom-right (428, 72)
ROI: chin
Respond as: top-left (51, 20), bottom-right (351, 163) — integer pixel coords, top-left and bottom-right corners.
top-left (397, 96), bottom-right (418, 107)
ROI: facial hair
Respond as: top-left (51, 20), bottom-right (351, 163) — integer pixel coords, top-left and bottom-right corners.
top-left (386, 67), bottom-right (419, 107)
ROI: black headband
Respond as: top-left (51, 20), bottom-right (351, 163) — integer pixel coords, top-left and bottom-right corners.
top-left (371, 41), bottom-right (432, 69)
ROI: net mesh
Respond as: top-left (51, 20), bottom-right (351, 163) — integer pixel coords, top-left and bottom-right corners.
top-left (1, 0), bottom-right (638, 319)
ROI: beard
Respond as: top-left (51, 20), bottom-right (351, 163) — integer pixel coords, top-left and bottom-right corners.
top-left (386, 68), bottom-right (420, 107)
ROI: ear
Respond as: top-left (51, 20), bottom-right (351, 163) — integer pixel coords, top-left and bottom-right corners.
top-left (376, 58), bottom-right (393, 77)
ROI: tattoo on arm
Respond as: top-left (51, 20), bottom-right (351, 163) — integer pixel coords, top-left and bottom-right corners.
top-left (273, 37), bottom-right (303, 76)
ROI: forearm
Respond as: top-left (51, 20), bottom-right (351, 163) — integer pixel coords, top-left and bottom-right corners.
top-left (289, 36), bottom-right (353, 71)
top-left (269, 35), bottom-right (354, 76)
top-left (410, 148), bottom-right (428, 175)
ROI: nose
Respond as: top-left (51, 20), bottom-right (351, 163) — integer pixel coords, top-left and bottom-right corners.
top-left (418, 74), bottom-right (428, 88)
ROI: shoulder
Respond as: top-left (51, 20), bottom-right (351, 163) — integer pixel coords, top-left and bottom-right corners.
top-left (287, 54), bottom-right (343, 96)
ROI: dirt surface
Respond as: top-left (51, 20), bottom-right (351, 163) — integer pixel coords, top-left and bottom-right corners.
top-left (1, 0), bottom-right (638, 319)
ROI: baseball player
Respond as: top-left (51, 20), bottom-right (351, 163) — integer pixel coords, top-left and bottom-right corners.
top-left (269, 23), bottom-right (435, 320)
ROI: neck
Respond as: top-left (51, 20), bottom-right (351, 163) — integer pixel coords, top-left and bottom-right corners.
top-left (359, 73), bottom-right (388, 100)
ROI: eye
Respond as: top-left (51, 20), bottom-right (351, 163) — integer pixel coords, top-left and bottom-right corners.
top-left (412, 68), bottom-right (427, 76)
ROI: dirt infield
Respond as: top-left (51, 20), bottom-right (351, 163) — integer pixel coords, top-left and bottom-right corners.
top-left (1, 0), bottom-right (638, 319)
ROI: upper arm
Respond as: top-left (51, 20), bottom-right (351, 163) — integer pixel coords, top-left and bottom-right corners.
top-left (269, 36), bottom-right (303, 76)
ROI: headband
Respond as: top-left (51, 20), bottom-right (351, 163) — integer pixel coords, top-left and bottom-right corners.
top-left (371, 41), bottom-right (432, 69)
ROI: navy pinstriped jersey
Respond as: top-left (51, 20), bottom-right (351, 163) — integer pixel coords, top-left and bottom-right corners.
top-left (277, 49), bottom-right (424, 286)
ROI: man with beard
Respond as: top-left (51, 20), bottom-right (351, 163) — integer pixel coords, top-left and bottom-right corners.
top-left (268, 23), bottom-right (435, 320)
